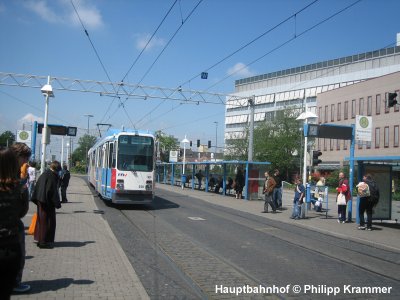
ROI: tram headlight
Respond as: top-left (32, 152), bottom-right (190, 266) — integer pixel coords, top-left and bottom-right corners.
top-left (145, 180), bottom-right (152, 191)
top-left (116, 179), bottom-right (124, 191)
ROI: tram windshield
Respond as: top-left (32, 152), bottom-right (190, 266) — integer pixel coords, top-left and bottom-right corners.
top-left (117, 135), bottom-right (154, 171)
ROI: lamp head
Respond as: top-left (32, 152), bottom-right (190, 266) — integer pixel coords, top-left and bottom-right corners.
top-left (41, 84), bottom-right (54, 97)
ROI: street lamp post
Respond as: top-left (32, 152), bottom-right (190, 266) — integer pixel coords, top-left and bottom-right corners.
top-left (214, 121), bottom-right (218, 161)
top-left (84, 114), bottom-right (94, 135)
top-left (40, 76), bottom-right (54, 174)
top-left (181, 135), bottom-right (189, 189)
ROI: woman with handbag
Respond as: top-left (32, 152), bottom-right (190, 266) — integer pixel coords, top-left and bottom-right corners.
top-left (336, 172), bottom-right (350, 223)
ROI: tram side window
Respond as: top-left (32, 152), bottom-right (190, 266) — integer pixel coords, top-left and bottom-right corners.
top-left (109, 143), bottom-right (115, 168)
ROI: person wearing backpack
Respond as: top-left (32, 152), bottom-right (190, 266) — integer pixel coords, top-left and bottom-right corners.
top-left (358, 173), bottom-right (380, 231)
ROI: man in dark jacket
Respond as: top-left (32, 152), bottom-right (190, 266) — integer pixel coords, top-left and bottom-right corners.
top-left (31, 161), bottom-right (62, 249)
top-left (60, 165), bottom-right (71, 203)
top-left (358, 174), bottom-right (380, 231)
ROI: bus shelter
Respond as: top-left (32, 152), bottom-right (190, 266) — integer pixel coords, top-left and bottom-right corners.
top-left (156, 160), bottom-right (271, 200)
top-left (345, 155), bottom-right (400, 222)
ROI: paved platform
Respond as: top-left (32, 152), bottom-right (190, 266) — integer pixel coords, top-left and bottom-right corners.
top-left (12, 176), bottom-right (149, 300)
top-left (157, 183), bottom-right (400, 252)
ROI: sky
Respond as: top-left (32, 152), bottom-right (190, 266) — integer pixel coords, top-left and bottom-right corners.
top-left (1, 0), bottom-right (400, 160)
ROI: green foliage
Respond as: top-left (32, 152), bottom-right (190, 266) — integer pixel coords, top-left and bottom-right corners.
top-left (71, 134), bottom-right (97, 168)
top-left (224, 126), bottom-right (249, 161)
top-left (0, 130), bottom-right (15, 147)
top-left (156, 130), bottom-right (179, 162)
top-left (253, 108), bottom-right (302, 178)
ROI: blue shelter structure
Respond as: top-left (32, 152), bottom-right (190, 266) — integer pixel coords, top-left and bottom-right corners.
top-left (156, 160), bottom-right (271, 200)
top-left (345, 155), bottom-right (400, 223)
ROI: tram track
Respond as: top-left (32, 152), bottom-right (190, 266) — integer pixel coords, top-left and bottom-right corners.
top-left (158, 189), bottom-right (400, 283)
top-left (91, 182), bottom-right (400, 299)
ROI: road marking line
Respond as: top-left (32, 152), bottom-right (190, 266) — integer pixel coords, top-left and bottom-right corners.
top-left (188, 217), bottom-right (206, 221)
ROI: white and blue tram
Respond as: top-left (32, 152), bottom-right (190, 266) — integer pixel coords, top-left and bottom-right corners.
top-left (88, 128), bottom-right (155, 204)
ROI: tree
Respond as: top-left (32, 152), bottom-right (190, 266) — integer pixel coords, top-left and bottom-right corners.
top-left (254, 108), bottom-right (302, 179)
top-left (224, 108), bottom-right (302, 180)
top-left (155, 130), bottom-right (179, 162)
top-left (0, 130), bottom-right (15, 147)
top-left (71, 134), bottom-right (97, 168)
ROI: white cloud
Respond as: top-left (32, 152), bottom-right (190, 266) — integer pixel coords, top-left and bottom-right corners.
top-left (227, 62), bottom-right (255, 78)
top-left (135, 33), bottom-right (166, 51)
top-left (23, 0), bottom-right (103, 30)
top-left (17, 113), bottom-right (44, 129)
top-left (24, 0), bottom-right (59, 23)
top-left (67, 0), bottom-right (103, 30)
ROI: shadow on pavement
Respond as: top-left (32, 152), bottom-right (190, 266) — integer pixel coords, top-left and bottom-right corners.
top-left (114, 196), bottom-right (180, 211)
top-left (53, 241), bottom-right (95, 248)
top-left (20, 278), bottom-right (94, 294)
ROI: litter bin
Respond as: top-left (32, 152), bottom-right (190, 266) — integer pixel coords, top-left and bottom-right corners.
top-left (181, 175), bottom-right (187, 184)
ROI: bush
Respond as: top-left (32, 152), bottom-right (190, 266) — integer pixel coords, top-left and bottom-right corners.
top-left (71, 165), bottom-right (86, 174)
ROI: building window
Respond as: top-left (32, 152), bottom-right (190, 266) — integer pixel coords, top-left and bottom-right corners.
top-left (343, 140), bottom-right (347, 150)
top-left (331, 104), bottom-right (335, 122)
top-left (367, 96), bottom-right (372, 116)
top-left (384, 126), bottom-right (389, 148)
top-left (336, 139), bottom-right (340, 150)
top-left (359, 98), bottom-right (364, 115)
top-left (337, 102), bottom-right (341, 121)
top-left (376, 94), bottom-right (381, 115)
top-left (318, 107), bottom-right (322, 124)
top-left (351, 99), bottom-right (356, 118)
top-left (317, 138), bottom-right (321, 151)
top-left (323, 139), bottom-right (327, 151)
top-left (395, 90), bottom-right (400, 112)
top-left (344, 101), bottom-right (349, 120)
top-left (375, 127), bottom-right (380, 148)
top-left (324, 105), bottom-right (328, 123)
top-left (394, 125), bottom-right (399, 147)
top-left (366, 141), bottom-right (371, 149)
top-left (358, 140), bottom-right (363, 149)
top-left (330, 139), bottom-right (334, 151)
top-left (385, 94), bottom-right (390, 114)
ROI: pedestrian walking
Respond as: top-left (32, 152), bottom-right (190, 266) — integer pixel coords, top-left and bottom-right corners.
top-left (60, 165), bottom-right (71, 203)
top-left (9, 142), bottom-right (32, 293)
top-left (0, 147), bottom-right (29, 299)
top-left (273, 169), bottom-right (283, 209)
top-left (290, 178), bottom-right (305, 220)
top-left (356, 174), bottom-right (380, 231)
top-left (31, 161), bottom-right (62, 249)
top-left (262, 170), bottom-right (276, 213)
top-left (336, 172), bottom-right (351, 223)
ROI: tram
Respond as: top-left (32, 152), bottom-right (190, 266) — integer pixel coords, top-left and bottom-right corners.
top-left (88, 128), bottom-right (155, 204)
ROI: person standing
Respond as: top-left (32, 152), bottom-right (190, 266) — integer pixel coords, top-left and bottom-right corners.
top-left (262, 170), bottom-right (276, 213)
top-left (234, 168), bottom-right (245, 199)
top-left (32, 161), bottom-right (62, 249)
top-left (0, 148), bottom-right (29, 299)
top-left (195, 170), bottom-right (203, 190)
top-left (60, 165), bottom-right (71, 203)
top-left (336, 172), bottom-right (351, 224)
top-left (291, 178), bottom-right (305, 220)
top-left (10, 142), bottom-right (31, 293)
top-left (27, 161), bottom-right (36, 201)
top-left (357, 174), bottom-right (380, 231)
top-left (273, 169), bottom-right (283, 209)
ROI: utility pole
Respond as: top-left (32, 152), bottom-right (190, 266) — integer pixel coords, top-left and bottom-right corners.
top-left (214, 121), bottom-right (218, 161)
top-left (248, 95), bottom-right (255, 162)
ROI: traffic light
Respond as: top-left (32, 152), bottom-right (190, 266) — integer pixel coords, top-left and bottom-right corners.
top-left (197, 139), bottom-right (200, 147)
top-left (388, 92), bottom-right (398, 107)
top-left (190, 141), bottom-right (192, 147)
top-left (312, 150), bottom-right (322, 166)
top-left (208, 140), bottom-right (211, 148)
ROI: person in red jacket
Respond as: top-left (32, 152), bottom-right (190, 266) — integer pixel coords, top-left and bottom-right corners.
top-left (336, 172), bottom-right (351, 223)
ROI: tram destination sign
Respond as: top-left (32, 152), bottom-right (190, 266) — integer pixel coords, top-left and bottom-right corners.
top-left (37, 123), bottom-right (77, 136)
